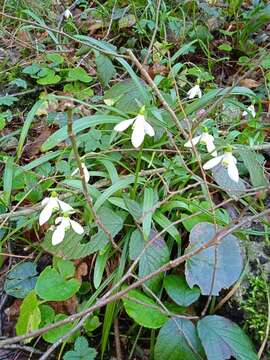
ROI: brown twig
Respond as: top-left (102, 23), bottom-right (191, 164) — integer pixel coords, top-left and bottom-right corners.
top-left (66, 108), bottom-right (121, 251)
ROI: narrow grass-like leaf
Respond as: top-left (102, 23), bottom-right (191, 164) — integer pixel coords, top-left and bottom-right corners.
top-left (3, 157), bottom-right (14, 207)
top-left (143, 188), bottom-right (154, 240)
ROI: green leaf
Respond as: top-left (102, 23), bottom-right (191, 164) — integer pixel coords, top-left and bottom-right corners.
top-left (154, 318), bottom-right (204, 360)
top-left (133, 229), bottom-right (170, 293)
top-left (42, 313), bottom-right (74, 344)
top-left (218, 43), bottom-right (232, 52)
top-left (197, 315), bottom-right (258, 360)
top-left (164, 274), bottom-right (200, 307)
top-left (37, 69), bottom-right (61, 85)
top-left (46, 53), bottom-right (64, 65)
top-left (95, 52), bottom-right (116, 86)
top-left (35, 264), bottom-right (80, 301)
top-left (3, 157), bottom-right (14, 206)
top-left (104, 79), bottom-right (147, 113)
top-left (4, 262), bottom-right (38, 298)
top-left (212, 164), bottom-right (246, 199)
top-left (16, 290), bottom-right (41, 342)
top-left (94, 250), bottom-right (109, 289)
top-left (63, 336), bottom-right (97, 360)
top-left (185, 222), bottom-right (243, 295)
top-left (67, 67), bottom-right (92, 83)
top-left (153, 211), bottom-right (181, 243)
top-left (0, 95), bottom-right (18, 106)
top-left (42, 207), bottom-right (124, 259)
top-left (23, 63), bottom-right (41, 75)
top-left (239, 149), bottom-right (269, 187)
top-left (142, 188), bottom-right (154, 240)
top-left (10, 78), bottom-right (28, 89)
top-left (122, 289), bottom-right (168, 329)
top-left (41, 115), bottom-right (123, 151)
top-left (64, 82), bottom-right (94, 99)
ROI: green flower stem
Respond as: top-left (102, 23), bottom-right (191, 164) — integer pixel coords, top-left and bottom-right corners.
top-left (131, 147), bottom-right (143, 199)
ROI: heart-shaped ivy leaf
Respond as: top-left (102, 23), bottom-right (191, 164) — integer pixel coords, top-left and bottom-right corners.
top-left (35, 260), bottom-right (80, 301)
top-left (197, 315), bottom-right (258, 360)
top-left (185, 222), bottom-right (243, 295)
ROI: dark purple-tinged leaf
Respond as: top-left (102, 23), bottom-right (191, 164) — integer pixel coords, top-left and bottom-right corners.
top-left (154, 318), bottom-right (205, 360)
top-left (185, 222), bottom-right (243, 295)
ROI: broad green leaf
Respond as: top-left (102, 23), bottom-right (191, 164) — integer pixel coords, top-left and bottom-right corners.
top-left (164, 274), bottom-right (200, 307)
top-left (4, 262), bottom-right (38, 298)
top-left (0, 95), bottom-right (18, 106)
top-left (129, 229), bottom-right (170, 292)
top-left (122, 289), bottom-right (168, 329)
top-left (212, 165), bottom-right (246, 199)
top-left (63, 336), bottom-right (97, 360)
top-left (104, 79), bottom-right (147, 113)
top-left (41, 115), bottom-right (123, 151)
top-left (16, 290), bottom-right (41, 342)
top-left (154, 318), bottom-right (204, 360)
top-left (67, 67), bottom-right (92, 83)
top-left (142, 188), bottom-right (154, 239)
top-left (10, 78), bottom-right (28, 89)
top-left (42, 313), bottom-right (74, 343)
top-left (46, 53), bottom-right (64, 64)
top-left (37, 69), bottom-right (61, 85)
top-left (42, 207), bottom-right (124, 258)
top-left (185, 222), bottom-right (243, 295)
top-left (239, 149), bottom-right (269, 187)
top-left (35, 265), bottom-right (80, 301)
top-left (197, 315), bottom-right (258, 360)
top-left (95, 52), bottom-right (116, 86)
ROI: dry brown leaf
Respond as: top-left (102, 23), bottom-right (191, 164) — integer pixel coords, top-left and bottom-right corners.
top-left (239, 79), bottom-right (260, 88)
top-left (75, 262), bottom-right (88, 283)
top-left (4, 299), bottom-right (22, 321)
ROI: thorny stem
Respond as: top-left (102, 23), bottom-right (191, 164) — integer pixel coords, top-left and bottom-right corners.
top-left (66, 108), bottom-right (121, 252)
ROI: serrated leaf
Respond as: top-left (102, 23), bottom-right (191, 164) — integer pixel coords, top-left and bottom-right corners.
top-left (122, 289), bottom-right (168, 329)
top-left (197, 315), bottom-right (258, 360)
top-left (4, 262), bottom-right (38, 298)
top-left (95, 52), bottom-right (116, 86)
top-left (16, 290), bottom-right (41, 343)
top-left (239, 149), bottom-right (269, 187)
top-left (185, 222), bottom-right (243, 295)
top-left (164, 274), bottom-right (200, 307)
top-left (154, 318), bottom-right (204, 360)
top-left (63, 336), bottom-right (97, 360)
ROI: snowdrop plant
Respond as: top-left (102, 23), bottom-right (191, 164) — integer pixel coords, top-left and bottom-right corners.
top-left (52, 214), bottom-right (84, 245)
top-left (242, 104), bottom-right (256, 118)
top-left (63, 9), bottom-right (72, 19)
top-left (39, 192), bottom-right (74, 226)
top-left (203, 149), bottom-right (239, 182)
top-left (184, 131), bottom-right (217, 156)
top-left (71, 163), bottom-right (90, 183)
top-left (114, 106), bottom-right (155, 148)
top-left (187, 84), bottom-right (202, 99)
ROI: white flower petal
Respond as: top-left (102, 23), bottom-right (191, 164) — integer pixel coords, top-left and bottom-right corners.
top-left (57, 199), bottom-right (73, 212)
top-left (205, 139), bottom-right (217, 157)
top-left (227, 160), bottom-right (239, 182)
top-left (131, 116), bottom-right (146, 148)
top-left (70, 219), bottom-right (84, 234)
top-left (55, 217), bottom-right (62, 225)
top-left (82, 164), bottom-right (90, 183)
top-left (41, 197), bottom-right (50, 206)
top-left (114, 118), bottom-right (134, 132)
top-left (243, 105), bottom-right (256, 118)
top-left (203, 155), bottom-right (224, 170)
top-left (39, 203), bottom-right (53, 226)
top-left (143, 121), bottom-right (155, 137)
top-left (52, 224), bottom-right (66, 245)
top-left (184, 135), bottom-right (202, 148)
top-left (187, 85), bottom-right (202, 99)
top-left (71, 167), bottom-right (79, 176)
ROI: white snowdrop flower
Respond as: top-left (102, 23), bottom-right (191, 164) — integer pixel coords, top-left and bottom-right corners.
top-left (203, 151), bottom-right (239, 182)
top-left (64, 9), bottom-right (72, 19)
top-left (39, 193), bottom-right (73, 226)
top-left (242, 104), bottom-right (256, 118)
top-left (71, 163), bottom-right (90, 183)
top-left (184, 132), bottom-right (217, 156)
top-left (52, 214), bottom-right (84, 246)
top-left (187, 84), bottom-right (202, 99)
top-left (114, 107), bottom-right (155, 148)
